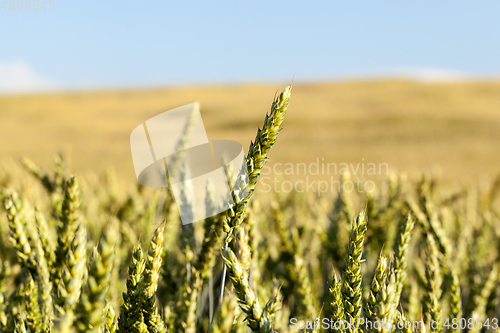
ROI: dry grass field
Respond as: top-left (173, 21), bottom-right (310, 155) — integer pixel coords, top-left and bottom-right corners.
top-left (1, 80), bottom-right (500, 184)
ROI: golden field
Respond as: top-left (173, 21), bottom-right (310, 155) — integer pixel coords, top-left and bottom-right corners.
top-left (1, 80), bottom-right (500, 184)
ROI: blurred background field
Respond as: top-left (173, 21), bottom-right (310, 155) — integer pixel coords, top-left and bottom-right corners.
top-left (1, 79), bottom-right (500, 186)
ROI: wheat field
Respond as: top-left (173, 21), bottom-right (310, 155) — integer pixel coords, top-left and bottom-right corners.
top-left (0, 82), bottom-right (499, 332)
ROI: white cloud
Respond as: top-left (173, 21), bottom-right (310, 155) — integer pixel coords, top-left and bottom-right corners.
top-left (389, 67), bottom-right (472, 83)
top-left (304, 67), bottom-right (479, 84)
top-left (0, 61), bottom-right (58, 94)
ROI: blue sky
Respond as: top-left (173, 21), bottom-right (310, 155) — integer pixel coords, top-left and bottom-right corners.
top-left (1, 1), bottom-right (500, 93)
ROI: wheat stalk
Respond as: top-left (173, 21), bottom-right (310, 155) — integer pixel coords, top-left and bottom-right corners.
top-left (366, 253), bottom-right (388, 320)
top-left (54, 176), bottom-right (81, 288)
top-left (222, 247), bottom-right (275, 332)
top-left (342, 210), bottom-right (368, 333)
top-left (223, 85), bottom-right (291, 241)
top-left (75, 218), bottom-right (119, 332)
top-left (329, 272), bottom-right (346, 333)
top-left (118, 244), bottom-right (145, 332)
top-left (423, 234), bottom-right (442, 333)
top-left (140, 222), bottom-right (166, 333)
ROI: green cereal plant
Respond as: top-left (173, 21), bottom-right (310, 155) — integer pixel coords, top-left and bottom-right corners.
top-left (174, 177), bottom-right (208, 333)
top-left (22, 209), bottom-right (54, 333)
top-left (220, 85), bottom-right (291, 330)
top-left (75, 219), bottom-right (119, 332)
top-left (1, 86), bottom-right (500, 333)
top-left (290, 227), bottom-right (316, 320)
top-left (366, 253), bottom-right (388, 320)
top-left (54, 176), bottom-right (81, 288)
top-left (196, 181), bottom-right (221, 282)
top-left (262, 281), bottom-right (283, 324)
top-left (234, 222), bottom-right (252, 278)
top-left (34, 252), bottom-right (53, 332)
top-left (325, 173), bottom-right (354, 266)
top-left (178, 168), bottom-right (196, 273)
top-left (329, 272), bottom-right (346, 333)
top-left (14, 317), bottom-right (27, 333)
top-left (118, 244), bottom-right (145, 332)
top-left (391, 214), bottom-right (415, 311)
top-left (246, 204), bottom-right (261, 288)
top-left (24, 274), bottom-right (42, 333)
top-left (140, 222), bottom-right (165, 333)
top-left (3, 194), bottom-right (32, 267)
top-left (423, 234), bottom-right (442, 333)
top-left (20, 157), bottom-right (56, 195)
top-left (223, 85), bottom-right (291, 242)
top-left (222, 247), bottom-right (274, 333)
top-left (209, 292), bottom-right (240, 333)
top-left (54, 224), bottom-right (87, 332)
top-left (34, 208), bottom-right (56, 272)
top-left (376, 272), bottom-right (398, 333)
top-left (0, 260), bottom-right (11, 326)
top-left (395, 311), bottom-right (413, 333)
top-left (21, 155), bottom-right (66, 219)
top-left (464, 233), bottom-right (483, 319)
top-left (448, 264), bottom-right (462, 333)
top-left (192, 182), bottom-right (223, 325)
top-left (102, 305), bottom-right (118, 333)
top-left (176, 276), bottom-right (199, 333)
top-left (342, 210), bottom-right (368, 333)
top-left (367, 175), bottom-right (404, 254)
top-left (471, 264), bottom-right (499, 324)
top-left (421, 196), bottom-right (451, 258)
top-left (55, 223), bottom-right (87, 312)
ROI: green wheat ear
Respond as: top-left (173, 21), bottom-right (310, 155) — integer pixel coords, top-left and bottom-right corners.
top-left (54, 176), bottom-right (81, 287)
top-left (291, 227), bottom-right (316, 319)
top-left (329, 272), bottom-right (345, 333)
top-left (470, 264), bottom-right (498, 329)
top-left (366, 252), bottom-right (388, 320)
top-left (34, 207), bottom-right (56, 273)
top-left (102, 304), bottom-right (118, 333)
top-left (54, 224), bottom-right (87, 332)
top-left (75, 218), bottom-right (119, 333)
top-left (140, 221), bottom-right (166, 333)
top-left (118, 243), bottom-right (145, 333)
top-left (223, 85), bottom-right (291, 240)
top-left (423, 234), bottom-right (442, 333)
top-left (392, 214), bottom-right (415, 299)
top-left (196, 180), bottom-right (221, 281)
top-left (448, 264), bottom-right (462, 333)
top-left (342, 210), bottom-right (368, 333)
top-left (24, 273), bottom-right (42, 333)
top-left (376, 272), bottom-right (398, 333)
top-left (4, 193), bottom-right (32, 267)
